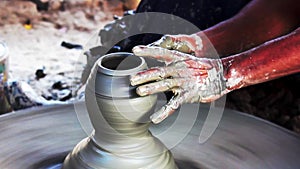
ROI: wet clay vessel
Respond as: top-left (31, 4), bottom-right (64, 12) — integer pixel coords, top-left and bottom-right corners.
top-left (62, 52), bottom-right (177, 169)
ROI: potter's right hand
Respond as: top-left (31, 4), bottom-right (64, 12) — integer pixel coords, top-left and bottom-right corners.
top-left (130, 44), bottom-right (229, 124)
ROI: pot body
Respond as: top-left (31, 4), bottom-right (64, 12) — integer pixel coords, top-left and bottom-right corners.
top-left (0, 42), bottom-right (11, 114)
top-left (63, 52), bottom-right (177, 169)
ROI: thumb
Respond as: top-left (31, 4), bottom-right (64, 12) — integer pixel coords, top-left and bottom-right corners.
top-left (151, 34), bottom-right (202, 54)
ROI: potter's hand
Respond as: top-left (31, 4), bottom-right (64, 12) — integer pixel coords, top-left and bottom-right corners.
top-left (148, 34), bottom-right (204, 57)
top-left (130, 45), bottom-right (229, 124)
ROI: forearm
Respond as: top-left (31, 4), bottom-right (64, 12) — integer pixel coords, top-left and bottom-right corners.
top-left (222, 27), bottom-right (300, 90)
top-left (198, 0), bottom-right (300, 56)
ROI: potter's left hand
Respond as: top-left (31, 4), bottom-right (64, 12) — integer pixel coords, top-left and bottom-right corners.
top-left (130, 45), bottom-right (229, 124)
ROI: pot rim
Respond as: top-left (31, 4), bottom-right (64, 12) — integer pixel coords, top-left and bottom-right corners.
top-left (97, 52), bottom-right (146, 76)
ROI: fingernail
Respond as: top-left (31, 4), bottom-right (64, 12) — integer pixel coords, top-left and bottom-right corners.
top-left (136, 86), bottom-right (149, 96)
top-left (130, 74), bottom-right (145, 86)
top-left (132, 46), bottom-right (143, 55)
top-left (130, 75), bottom-right (138, 86)
top-left (150, 107), bottom-right (169, 124)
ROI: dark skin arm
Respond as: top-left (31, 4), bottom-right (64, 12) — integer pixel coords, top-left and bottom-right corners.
top-left (151, 0), bottom-right (300, 58)
top-left (200, 0), bottom-right (300, 56)
top-left (223, 27), bottom-right (300, 90)
top-left (131, 27), bottom-right (300, 123)
top-left (130, 0), bottom-right (300, 123)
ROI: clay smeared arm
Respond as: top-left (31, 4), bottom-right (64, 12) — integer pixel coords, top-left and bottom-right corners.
top-left (222, 27), bottom-right (300, 90)
top-left (130, 0), bottom-right (300, 124)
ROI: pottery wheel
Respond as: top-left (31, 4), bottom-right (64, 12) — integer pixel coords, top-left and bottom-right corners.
top-left (0, 101), bottom-right (299, 169)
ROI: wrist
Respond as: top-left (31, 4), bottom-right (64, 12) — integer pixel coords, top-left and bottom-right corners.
top-left (221, 55), bottom-right (245, 91)
top-left (200, 58), bottom-right (228, 100)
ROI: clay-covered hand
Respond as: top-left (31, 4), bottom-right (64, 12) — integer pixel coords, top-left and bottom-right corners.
top-left (148, 34), bottom-right (205, 57)
top-left (130, 45), bottom-right (229, 124)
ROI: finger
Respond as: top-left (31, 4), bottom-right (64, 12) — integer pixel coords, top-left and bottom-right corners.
top-left (130, 67), bottom-right (168, 86)
top-left (130, 59), bottom-right (211, 86)
top-left (149, 35), bottom-right (173, 49)
top-left (135, 78), bottom-right (186, 96)
top-left (133, 45), bottom-right (195, 65)
top-left (130, 63), bottom-right (187, 86)
top-left (150, 34), bottom-right (202, 54)
top-left (150, 88), bottom-right (185, 124)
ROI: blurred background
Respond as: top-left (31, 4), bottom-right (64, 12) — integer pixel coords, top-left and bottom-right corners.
top-left (0, 0), bottom-right (135, 110)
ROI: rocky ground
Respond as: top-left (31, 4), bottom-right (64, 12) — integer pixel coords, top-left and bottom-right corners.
top-left (0, 0), bottom-right (299, 134)
top-left (0, 0), bottom-right (123, 102)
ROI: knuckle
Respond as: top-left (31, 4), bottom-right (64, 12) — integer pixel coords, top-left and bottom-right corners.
top-left (164, 79), bottom-right (174, 89)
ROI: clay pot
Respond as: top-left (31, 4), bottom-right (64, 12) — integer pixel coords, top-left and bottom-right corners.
top-left (62, 52), bottom-right (177, 169)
